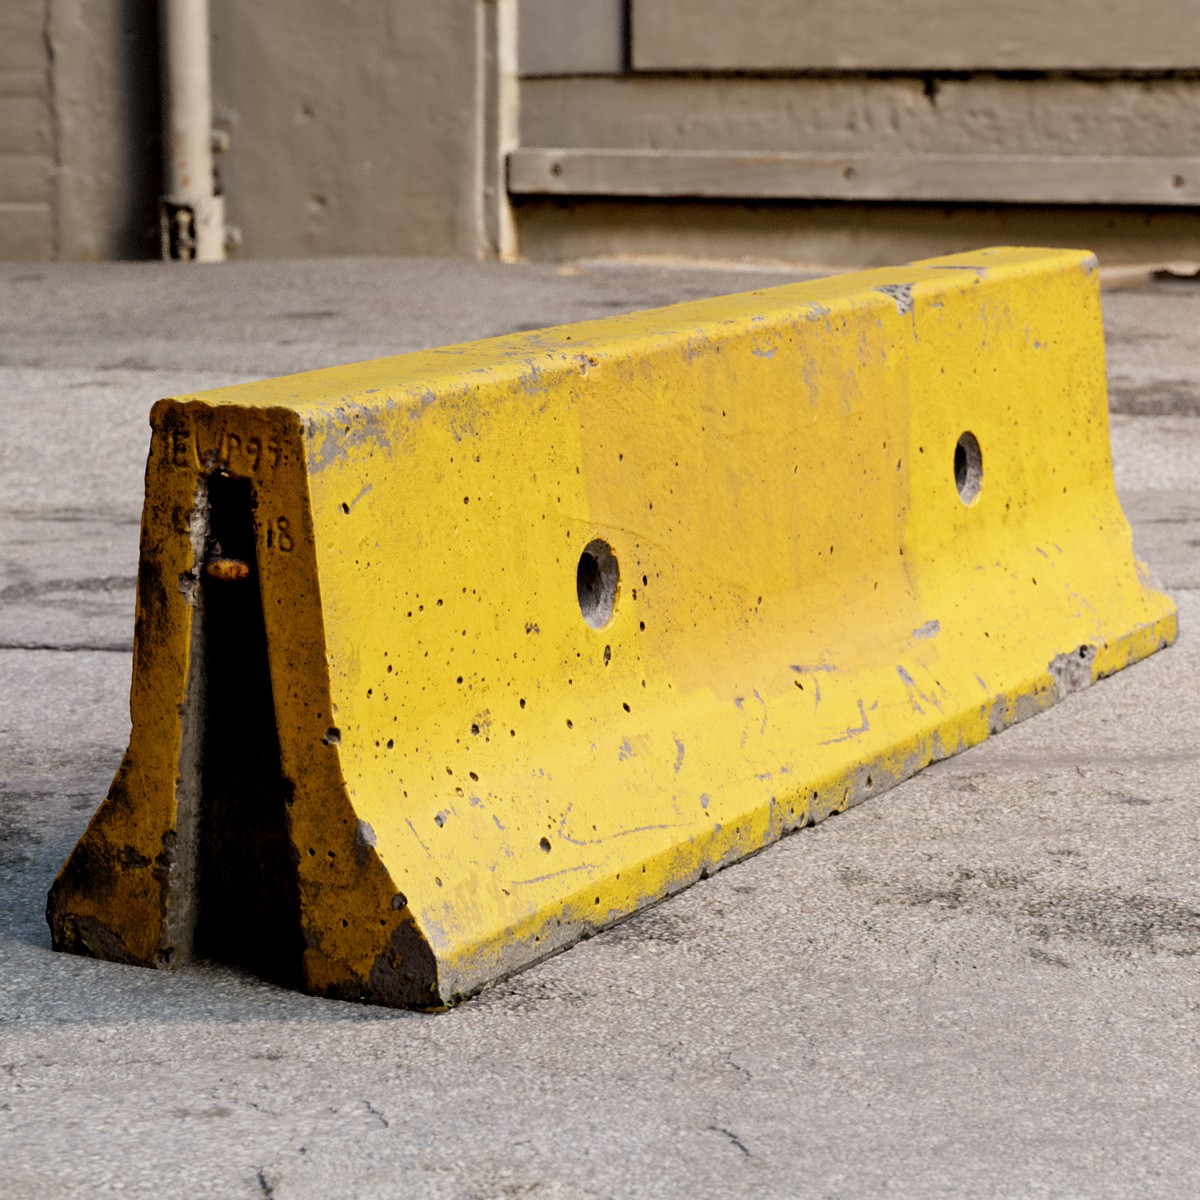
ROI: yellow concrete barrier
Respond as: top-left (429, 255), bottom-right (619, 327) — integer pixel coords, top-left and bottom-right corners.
top-left (47, 247), bottom-right (1176, 1006)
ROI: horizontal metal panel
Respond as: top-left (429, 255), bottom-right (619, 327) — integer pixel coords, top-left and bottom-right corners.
top-left (518, 0), bottom-right (625, 77)
top-left (0, 94), bottom-right (52, 157)
top-left (0, 153), bottom-right (51, 205)
top-left (520, 76), bottom-right (1200, 159)
top-left (0, 201), bottom-right (53, 259)
top-left (631, 0), bottom-right (1200, 71)
top-left (509, 148), bottom-right (1200, 205)
top-left (513, 198), bottom-right (1200, 269)
top-left (0, 4), bottom-right (50, 74)
top-left (0, 68), bottom-right (45, 99)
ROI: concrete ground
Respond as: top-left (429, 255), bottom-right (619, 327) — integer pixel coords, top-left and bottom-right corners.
top-left (1, 256), bottom-right (1197, 1199)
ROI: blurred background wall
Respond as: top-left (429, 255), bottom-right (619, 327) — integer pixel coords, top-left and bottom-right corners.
top-left (1, 0), bottom-right (162, 259)
top-left (5, 0), bottom-right (1200, 265)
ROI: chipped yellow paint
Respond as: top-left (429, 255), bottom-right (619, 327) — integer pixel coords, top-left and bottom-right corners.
top-left (47, 246), bottom-right (1176, 1005)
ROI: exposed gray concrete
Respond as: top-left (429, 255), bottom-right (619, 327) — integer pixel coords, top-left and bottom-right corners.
top-left (0, 258), bottom-right (1198, 1198)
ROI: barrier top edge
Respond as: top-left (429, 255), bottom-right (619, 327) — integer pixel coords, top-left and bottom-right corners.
top-left (153, 246), bottom-right (1097, 418)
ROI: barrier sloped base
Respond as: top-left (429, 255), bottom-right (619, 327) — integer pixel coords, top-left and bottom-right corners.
top-left (47, 247), bottom-right (1176, 1006)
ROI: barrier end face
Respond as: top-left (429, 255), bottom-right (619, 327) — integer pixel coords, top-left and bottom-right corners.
top-left (44, 746), bottom-right (192, 970)
top-left (47, 246), bottom-right (1178, 1009)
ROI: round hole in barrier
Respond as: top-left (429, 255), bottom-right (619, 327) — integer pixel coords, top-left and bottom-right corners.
top-left (954, 431), bottom-right (983, 504)
top-left (576, 539), bottom-right (619, 629)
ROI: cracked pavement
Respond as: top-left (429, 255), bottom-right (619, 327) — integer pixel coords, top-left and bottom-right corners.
top-left (1, 258), bottom-right (1198, 1198)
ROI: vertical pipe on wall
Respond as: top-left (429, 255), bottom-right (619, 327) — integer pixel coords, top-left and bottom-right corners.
top-left (159, 0), bottom-right (225, 261)
top-left (479, 0), bottom-right (519, 260)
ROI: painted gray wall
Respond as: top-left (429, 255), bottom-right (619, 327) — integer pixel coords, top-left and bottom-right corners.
top-left (1, 0), bottom-right (161, 262)
top-left (4, 0), bottom-right (1200, 265)
top-left (209, 0), bottom-right (488, 259)
top-left (1, 0), bottom-right (488, 262)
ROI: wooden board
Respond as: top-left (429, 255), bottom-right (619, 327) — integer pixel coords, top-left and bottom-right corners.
top-left (509, 148), bottom-right (1200, 206)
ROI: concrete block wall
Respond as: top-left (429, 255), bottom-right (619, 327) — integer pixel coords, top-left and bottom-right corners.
top-left (1, 0), bottom-right (161, 261)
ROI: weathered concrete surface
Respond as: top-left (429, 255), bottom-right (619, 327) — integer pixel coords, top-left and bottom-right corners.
top-left (1, 258), bottom-right (1198, 1198)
